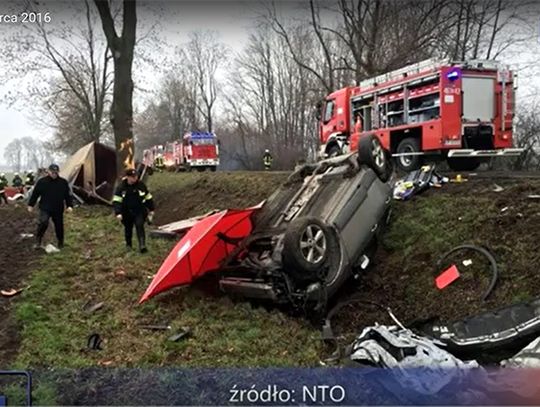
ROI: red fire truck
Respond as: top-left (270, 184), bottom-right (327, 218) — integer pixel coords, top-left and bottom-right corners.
top-left (145, 132), bottom-right (220, 172)
top-left (318, 59), bottom-right (522, 171)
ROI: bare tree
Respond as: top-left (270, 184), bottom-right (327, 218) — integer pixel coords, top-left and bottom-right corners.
top-left (135, 70), bottom-right (202, 151)
top-left (1, 1), bottom-right (113, 153)
top-left (183, 31), bottom-right (229, 133)
top-left (94, 0), bottom-right (137, 175)
top-left (3, 137), bottom-right (53, 171)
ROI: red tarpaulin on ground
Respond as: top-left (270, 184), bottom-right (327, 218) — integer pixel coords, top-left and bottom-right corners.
top-left (139, 206), bottom-right (261, 303)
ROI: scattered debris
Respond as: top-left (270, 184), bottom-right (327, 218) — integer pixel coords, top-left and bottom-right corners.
top-left (450, 174), bottom-right (468, 183)
top-left (87, 333), bottom-right (103, 350)
top-left (501, 336), bottom-right (540, 368)
top-left (421, 296), bottom-right (540, 357)
top-left (1, 286), bottom-right (29, 297)
top-left (349, 325), bottom-right (479, 395)
top-left (393, 165), bottom-right (448, 201)
top-left (436, 244), bottom-right (498, 301)
top-left (139, 324), bottom-right (171, 331)
top-left (527, 195), bottom-right (540, 200)
top-left (84, 302), bottom-right (104, 314)
top-left (435, 264), bottom-right (460, 289)
top-left (500, 206), bottom-right (509, 213)
top-left (114, 268), bottom-right (127, 278)
top-left (149, 210), bottom-right (220, 239)
top-left (462, 259), bottom-right (473, 267)
top-left (98, 359), bottom-right (114, 367)
top-left (492, 184), bottom-right (504, 192)
top-left (20, 233), bottom-right (34, 240)
top-left (44, 244), bottom-right (60, 254)
top-left (168, 327), bottom-right (191, 342)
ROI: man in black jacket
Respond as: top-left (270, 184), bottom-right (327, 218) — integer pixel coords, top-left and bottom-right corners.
top-left (113, 168), bottom-right (155, 253)
top-left (27, 164), bottom-right (73, 248)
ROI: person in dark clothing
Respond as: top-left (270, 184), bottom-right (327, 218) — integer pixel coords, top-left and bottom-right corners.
top-left (113, 168), bottom-right (155, 253)
top-left (263, 149), bottom-right (273, 171)
top-left (27, 164), bottom-right (73, 248)
top-left (12, 173), bottom-right (23, 188)
top-left (0, 173), bottom-right (8, 205)
top-left (25, 171), bottom-right (35, 187)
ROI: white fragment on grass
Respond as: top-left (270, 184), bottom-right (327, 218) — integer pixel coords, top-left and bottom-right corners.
top-left (528, 195), bottom-right (540, 199)
top-left (462, 259), bottom-right (473, 267)
top-left (493, 184), bottom-right (504, 192)
top-left (20, 233), bottom-right (34, 239)
top-left (44, 244), bottom-right (60, 254)
top-left (501, 207), bottom-right (509, 213)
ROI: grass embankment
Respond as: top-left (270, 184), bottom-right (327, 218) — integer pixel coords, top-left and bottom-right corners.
top-left (12, 172), bottom-right (319, 373)
top-left (8, 172), bottom-right (540, 403)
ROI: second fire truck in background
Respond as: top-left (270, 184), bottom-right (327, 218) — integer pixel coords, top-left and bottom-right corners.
top-left (144, 132), bottom-right (220, 172)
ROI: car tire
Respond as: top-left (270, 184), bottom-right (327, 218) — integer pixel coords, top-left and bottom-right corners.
top-left (327, 144), bottom-right (342, 158)
top-left (447, 157), bottom-right (480, 171)
top-left (357, 135), bottom-right (390, 181)
top-left (396, 137), bottom-right (422, 172)
top-left (282, 217), bottom-right (336, 284)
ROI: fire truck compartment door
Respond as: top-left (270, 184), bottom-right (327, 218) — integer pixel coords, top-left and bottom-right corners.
top-left (462, 76), bottom-right (495, 122)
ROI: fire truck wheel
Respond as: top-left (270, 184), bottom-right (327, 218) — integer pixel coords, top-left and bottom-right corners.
top-left (396, 138), bottom-right (422, 172)
top-left (357, 134), bottom-right (389, 181)
top-left (282, 217), bottom-right (337, 285)
top-left (447, 157), bottom-right (480, 171)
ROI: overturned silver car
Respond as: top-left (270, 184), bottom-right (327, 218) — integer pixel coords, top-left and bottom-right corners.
top-left (219, 135), bottom-right (393, 309)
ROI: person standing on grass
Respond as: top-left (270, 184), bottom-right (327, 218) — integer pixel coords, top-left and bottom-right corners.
top-left (113, 168), bottom-right (155, 253)
top-left (27, 164), bottom-right (73, 249)
top-left (0, 173), bottom-right (8, 205)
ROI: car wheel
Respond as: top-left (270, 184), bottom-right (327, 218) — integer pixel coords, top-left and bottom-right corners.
top-left (327, 145), bottom-right (342, 158)
top-left (447, 157), bottom-right (480, 171)
top-left (396, 137), bottom-right (422, 172)
top-left (357, 134), bottom-right (389, 181)
top-left (282, 217), bottom-right (336, 284)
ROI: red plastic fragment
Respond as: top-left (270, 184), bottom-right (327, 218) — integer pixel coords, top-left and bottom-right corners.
top-left (436, 264), bottom-right (460, 289)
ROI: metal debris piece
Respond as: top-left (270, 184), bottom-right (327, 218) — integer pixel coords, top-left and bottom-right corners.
top-left (139, 324), bottom-right (171, 331)
top-left (463, 259), bottom-right (473, 267)
top-left (528, 195), bottom-right (540, 199)
top-left (350, 325), bottom-right (479, 395)
top-left (168, 327), bottom-right (192, 342)
top-left (500, 207), bottom-right (509, 213)
top-left (501, 336), bottom-right (540, 368)
top-left (492, 184), bottom-right (504, 192)
top-left (85, 302), bottom-right (104, 313)
top-left (20, 233), bottom-right (34, 239)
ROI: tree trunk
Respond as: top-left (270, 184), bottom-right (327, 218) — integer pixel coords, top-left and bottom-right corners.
top-left (94, 0), bottom-right (136, 177)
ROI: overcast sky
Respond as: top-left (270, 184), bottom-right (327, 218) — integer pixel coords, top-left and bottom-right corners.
top-left (0, 1), bottom-right (539, 166)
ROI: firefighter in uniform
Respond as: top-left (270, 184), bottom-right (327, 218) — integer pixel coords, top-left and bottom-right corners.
top-left (0, 173), bottom-right (8, 205)
top-left (113, 168), bottom-right (155, 253)
top-left (27, 164), bottom-right (73, 249)
top-left (263, 149), bottom-right (273, 171)
top-left (25, 171), bottom-right (35, 188)
top-left (154, 156), bottom-right (165, 172)
top-left (12, 173), bottom-right (23, 188)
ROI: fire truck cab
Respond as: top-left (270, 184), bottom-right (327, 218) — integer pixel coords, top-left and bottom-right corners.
top-left (181, 131), bottom-right (220, 172)
top-left (318, 59), bottom-right (521, 171)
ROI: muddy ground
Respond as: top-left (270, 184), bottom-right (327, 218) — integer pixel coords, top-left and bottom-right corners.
top-left (0, 206), bottom-right (40, 366)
